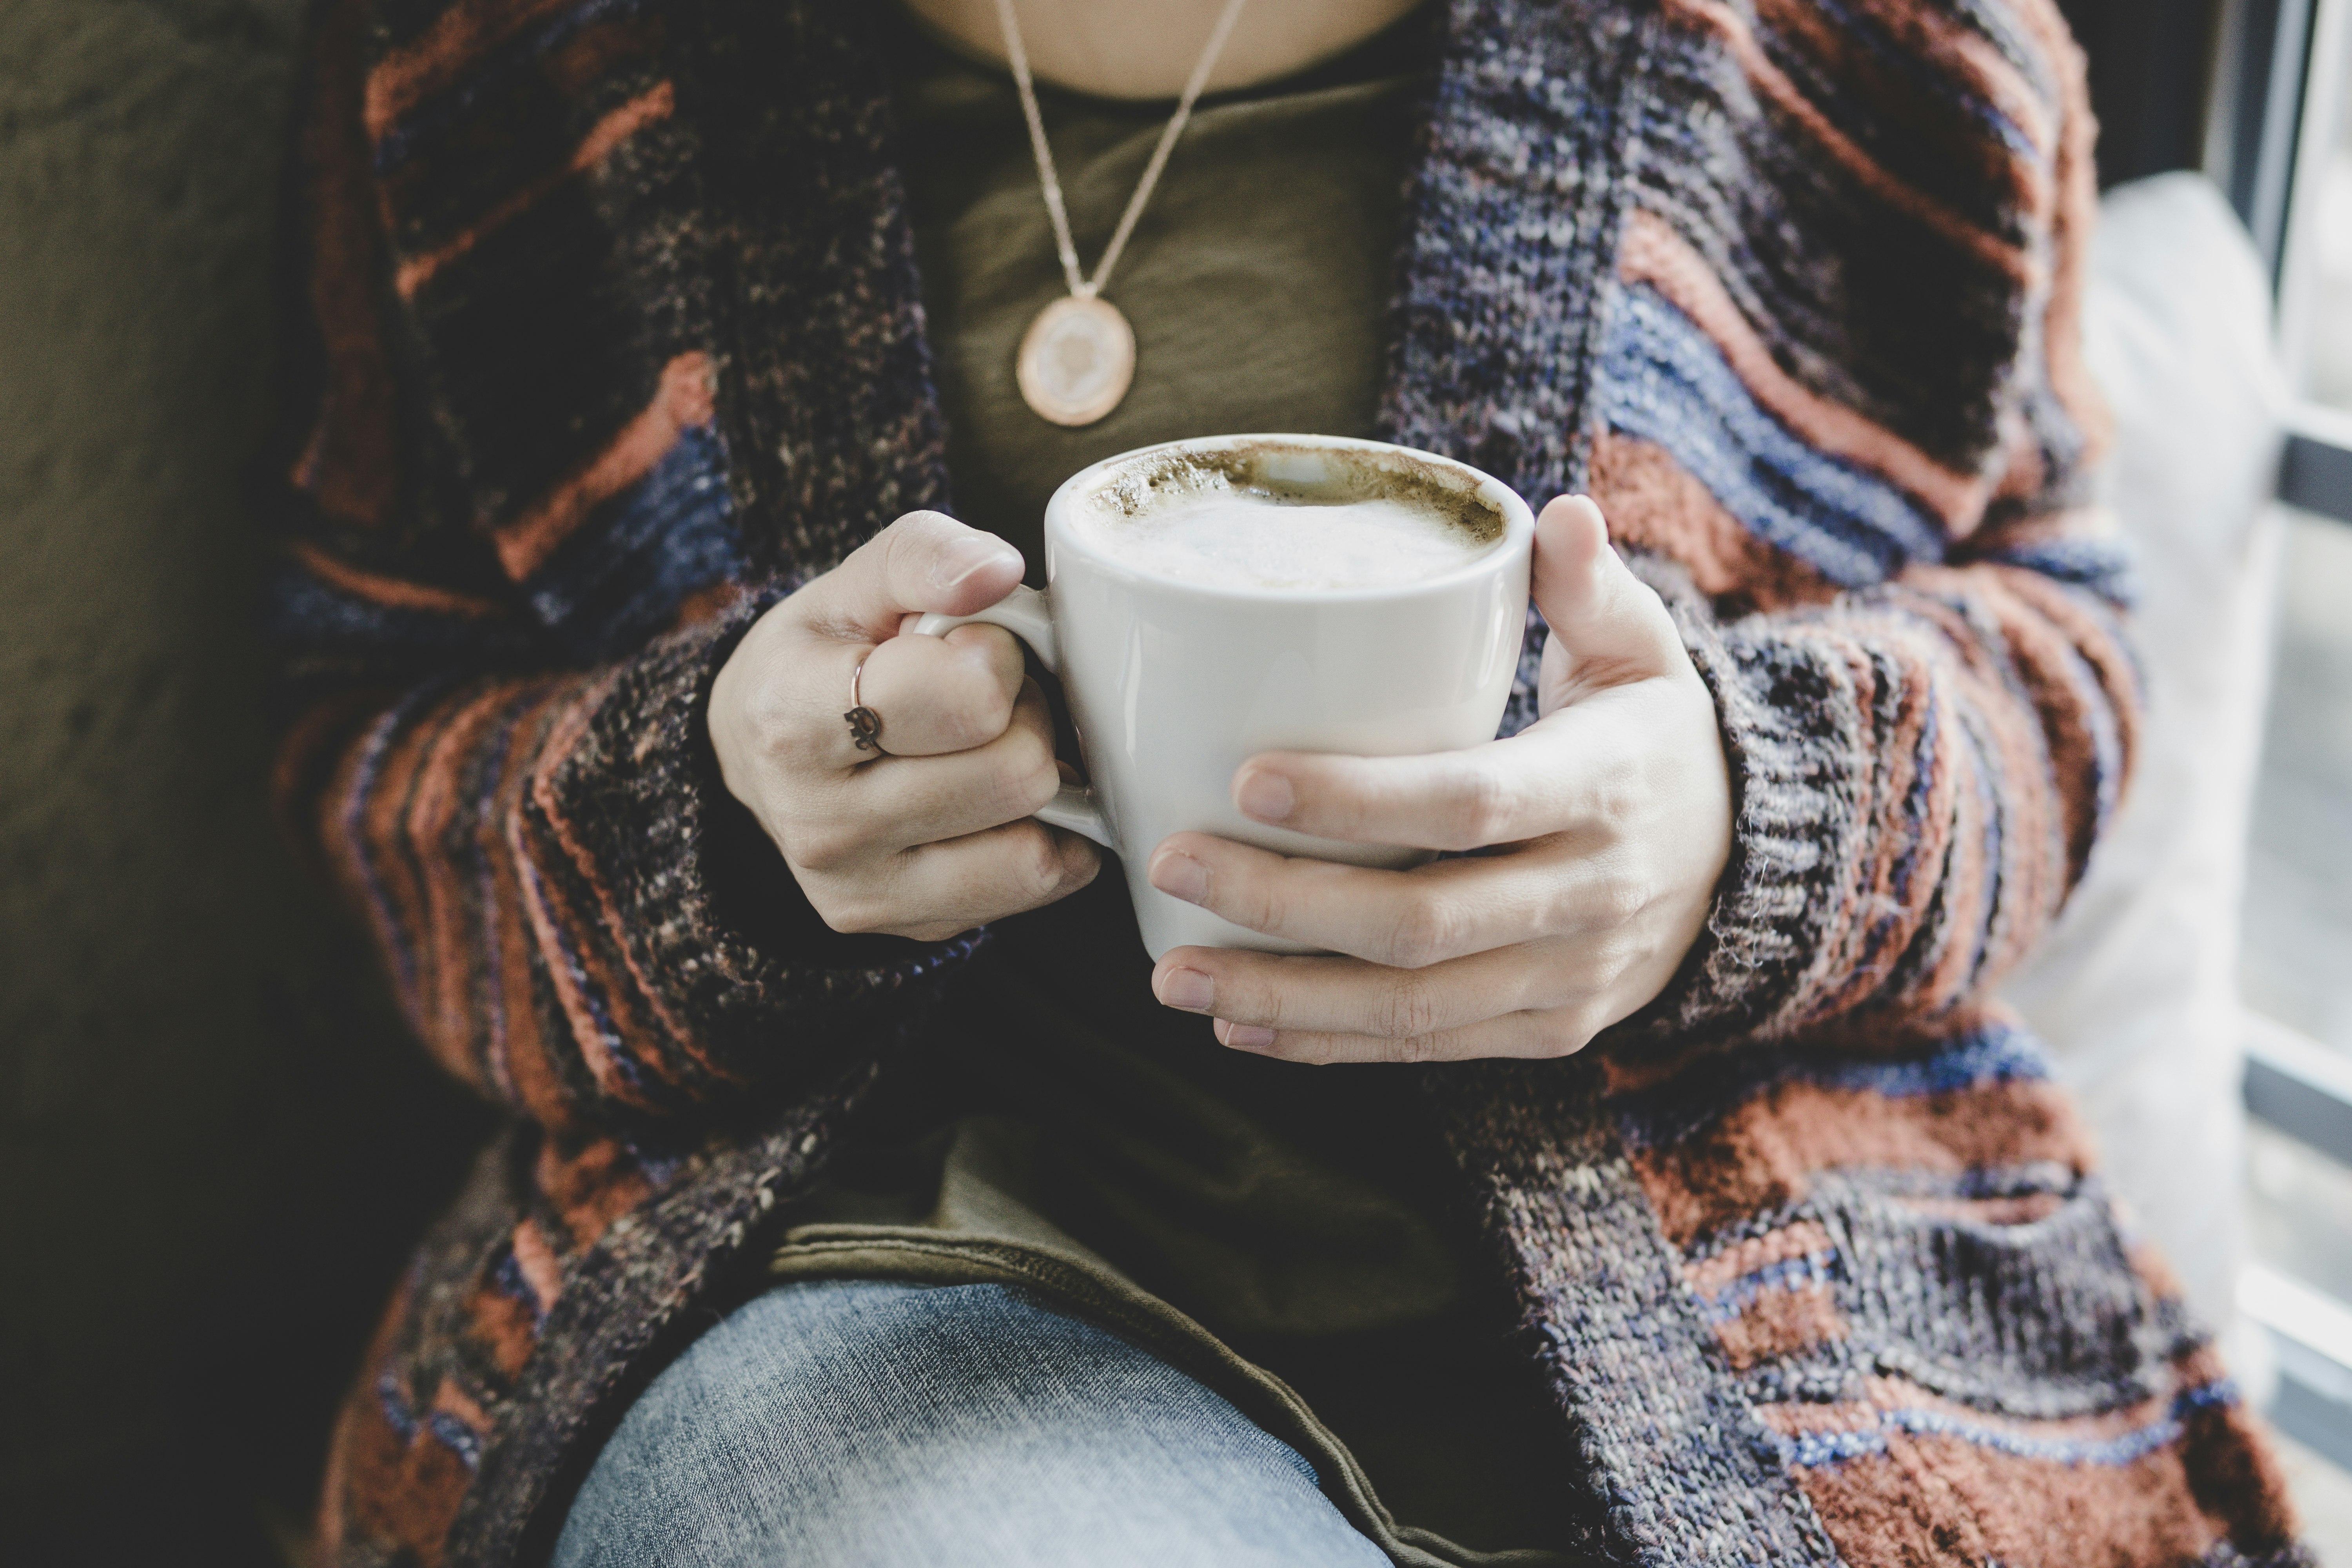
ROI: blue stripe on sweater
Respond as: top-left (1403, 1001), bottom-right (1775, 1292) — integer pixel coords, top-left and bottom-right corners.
top-left (1595, 285), bottom-right (1948, 586)
top-left (524, 423), bottom-right (742, 662)
top-left (267, 564), bottom-right (535, 667)
top-left (1776, 1379), bottom-right (2238, 1471)
top-left (1980, 534), bottom-right (2138, 605)
top-left (1613, 1016), bottom-right (2050, 1151)
top-left (1696, 1248), bottom-right (1842, 1322)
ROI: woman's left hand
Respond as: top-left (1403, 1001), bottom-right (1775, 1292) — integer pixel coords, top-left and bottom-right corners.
top-left (1147, 495), bottom-right (1733, 1063)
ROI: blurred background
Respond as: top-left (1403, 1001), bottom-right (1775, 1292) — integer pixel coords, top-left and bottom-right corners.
top-left (2, 0), bottom-right (2350, 1563)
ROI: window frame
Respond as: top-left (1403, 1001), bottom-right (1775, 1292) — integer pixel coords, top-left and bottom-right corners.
top-left (2198, 0), bottom-right (2352, 1471)
top-left (2223, 0), bottom-right (2352, 522)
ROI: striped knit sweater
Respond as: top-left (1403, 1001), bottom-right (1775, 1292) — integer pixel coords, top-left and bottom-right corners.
top-left (269, 0), bottom-right (2309, 1562)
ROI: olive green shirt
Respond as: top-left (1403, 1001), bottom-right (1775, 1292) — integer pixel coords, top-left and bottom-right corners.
top-left (772, 13), bottom-right (1577, 1563)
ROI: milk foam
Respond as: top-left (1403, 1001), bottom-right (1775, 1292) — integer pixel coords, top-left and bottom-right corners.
top-left (1085, 492), bottom-right (1493, 590)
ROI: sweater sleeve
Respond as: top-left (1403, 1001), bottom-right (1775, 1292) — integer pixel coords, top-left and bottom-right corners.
top-left (1634, 514), bottom-right (2138, 1044)
top-left (265, 0), bottom-right (973, 1133)
top-left (1596, 0), bottom-right (2138, 1047)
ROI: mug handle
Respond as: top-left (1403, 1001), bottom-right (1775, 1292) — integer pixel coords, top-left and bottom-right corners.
top-left (912, 587), bottom-right (1114, 850)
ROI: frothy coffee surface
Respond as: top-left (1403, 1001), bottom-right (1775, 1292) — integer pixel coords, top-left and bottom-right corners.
top-left (1074, 444), bottom-right (1503, 591)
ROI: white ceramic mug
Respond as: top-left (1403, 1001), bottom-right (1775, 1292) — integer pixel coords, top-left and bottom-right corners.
top-left (914, 433), bottom-right (1534, 959)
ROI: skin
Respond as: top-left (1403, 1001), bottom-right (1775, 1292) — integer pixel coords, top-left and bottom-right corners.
top-left (709, 498), bottom-right (1734, 1064)
top-left (900, 0), bottom-right (1425, 98)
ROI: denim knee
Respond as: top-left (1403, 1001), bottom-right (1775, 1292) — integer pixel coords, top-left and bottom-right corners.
top-left (552, 1278), bottom-right (1388, 1568)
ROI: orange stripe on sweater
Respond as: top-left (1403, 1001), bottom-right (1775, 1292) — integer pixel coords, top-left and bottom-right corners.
top-left (1788, 615), bottom-right (1950, 1026)
top-left (1877, 594), bottom-right (2021, 1013)
top-left (1794, 1438), bottom-right (2222, 1568)
top-left (525, 714), bottom-right (720, 1087)
top-left (1776, 0), bottom-right (2056, 162)
top-left (1901, 571), bottom-right (2073, 992)
top-left (291, 540), bottom-right (506, 617)
top-left (1660, 0), bottom-right (2036, 284)
top-left (1590, 432), bottom-right (1840, 610)
top-left (536, 1135), bottom-right (655, 1250)
top-left (485, 686), bottom-right (578, 1125)
top-left (509, 1217), bottom-right (566, 1308)
top-left (1715, 1283), bottom-right (1847, 1368)
top-left (365, 0), bottom-right (588, 142)
top-left (1770, 1370), bottom-right (2255, 1568)
top-left (2011, 0), bottom-right (2112, 470)
top-left (1687, 1220), bottom-right (1837, 1296)
top-left (1631, 1074), bottom-right (2097, 1248)
top-left (334, 703), bottom-right (453, 1038)
top-left (1750, 0), bottom-right (2046, 225)
top-left (505, 678), bottom-right (647, 1107)
top-left (1619, 209), bottom-right (1992, 535)
top-left (510, 674), bottom-right (710, 1108)
top-left (301, 0), bottom-right (401, 530)
top-left (491, 350), bottom-right (715, 579)
top-left (394, 82), bottom-right (675, 299)
top-left (403, 684), bottom-right (518, 1080)
top-left (1993, 553), bottom-right (2139, 760)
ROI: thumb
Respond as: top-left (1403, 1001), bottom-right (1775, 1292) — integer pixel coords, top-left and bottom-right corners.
top-left (796, 510), bottom-right (1025, 640)
top-left (1530, 495), bottom-right (1688, 697)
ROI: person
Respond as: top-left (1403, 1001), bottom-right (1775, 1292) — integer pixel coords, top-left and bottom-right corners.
top-left (271, 0), bottom-right (2310, 1562)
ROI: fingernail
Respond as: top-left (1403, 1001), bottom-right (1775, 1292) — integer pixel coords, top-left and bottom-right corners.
top-left (1221, 1022), bottom-right (1276, 1051)
top-left (934, 535), bottom-right (1022, 590)
top-left (1159, 967), bottom-right (1214, 1011)
top-left (1150, 850), bottom-right (1209, 904)
top-left (1236, 769), bottom-right (1293, 824)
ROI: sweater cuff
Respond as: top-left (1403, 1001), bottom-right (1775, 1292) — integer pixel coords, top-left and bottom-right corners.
top-left (1608, 563), bottom-right (1851, 1050)
top-left (542, 589), bottom-right (982, 1093)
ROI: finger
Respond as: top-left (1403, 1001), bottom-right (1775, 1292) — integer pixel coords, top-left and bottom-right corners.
top-left (1530, 495), bottom-right (1690, 696)
top-left (1146, 831), bottom-right (1636, 964)
top-left (1150, 938), bottom-right (1592, 1042)
top-left (1225, 723), bottom-right (1593, 851)
top-left (849, 621), bottom-right (1028, 759)
top-left (1210, 1001), bottom-right (1600, 1066)
top-left (791, 510), bottom-right (1026, 642)
top-left (828, 680), bottom-right (1064, 851)
top-left (822, 819), bottom-right (1100, 943)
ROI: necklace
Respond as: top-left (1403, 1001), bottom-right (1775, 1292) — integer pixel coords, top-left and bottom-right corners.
top-left (995, 0), bottom-right (1251, 426)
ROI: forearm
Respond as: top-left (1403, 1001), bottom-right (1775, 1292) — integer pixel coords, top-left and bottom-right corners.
top-left (281, 589), bottom-right (976, 1130)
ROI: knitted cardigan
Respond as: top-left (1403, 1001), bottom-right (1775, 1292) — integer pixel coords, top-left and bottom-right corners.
top-left (271, 0), bottom-right (2310, 1562)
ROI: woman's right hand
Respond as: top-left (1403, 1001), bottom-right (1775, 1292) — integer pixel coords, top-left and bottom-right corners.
top-left (708, 510), bottom-right (1100, 942)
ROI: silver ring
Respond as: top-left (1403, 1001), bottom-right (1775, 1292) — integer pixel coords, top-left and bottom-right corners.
top-left (844, 662), bottom-right (885, 754)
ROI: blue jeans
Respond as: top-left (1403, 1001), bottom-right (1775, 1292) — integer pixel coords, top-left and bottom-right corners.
top-left (553, 1278), bottom-right (1394, 1567)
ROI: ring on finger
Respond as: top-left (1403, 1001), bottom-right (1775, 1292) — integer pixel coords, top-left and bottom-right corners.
top-left (844, 662), bottom-right (887, 756)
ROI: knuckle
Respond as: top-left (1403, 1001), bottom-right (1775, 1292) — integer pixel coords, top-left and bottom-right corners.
top-left (1005, 824), bottom-right (1067, 900)
top-left (1007, 724), bottom-right (1060, 798)
top-left (741, 678), bottom-right (806, 757)
top-left (937, 663), bottom-right (1021, 751)
top-left (1379, 1032), bottom-right (1443, 1065)
top-left (788, 817), bottom-right (864, 875)
top-left (1595, 864), bottom-right (1653, 926)
top-left (1448, 766), bottom-right (1514, 848)
top-left (936, 699), bottom-right (1003, 754)
top-left (1238, 877), bottom-right (1288, 935)
top-left (813, 889), bottom-right (883, 936)
top-left (1385, 897), bottom-right (1463, 969)
top-left (985, 747), bottom-right (1060, 824)
top-left (1374, 974), bottom-right (1442, 1040)
top-left (1538, 1011), bottom-right (1599, 1059)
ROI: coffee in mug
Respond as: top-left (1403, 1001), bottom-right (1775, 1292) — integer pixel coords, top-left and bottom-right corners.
top-left (915, 434), bottom-right (1533, 959)
top-left (1068, 450), bottom-right (1505, 591)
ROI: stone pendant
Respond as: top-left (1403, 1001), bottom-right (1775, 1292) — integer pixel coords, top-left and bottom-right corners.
top-left (1016, 294), bottom-right (1136, 428)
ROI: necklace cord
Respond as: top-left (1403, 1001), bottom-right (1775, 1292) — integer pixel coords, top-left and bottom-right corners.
top-left (993, 0), bottom-right (1252, 301)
